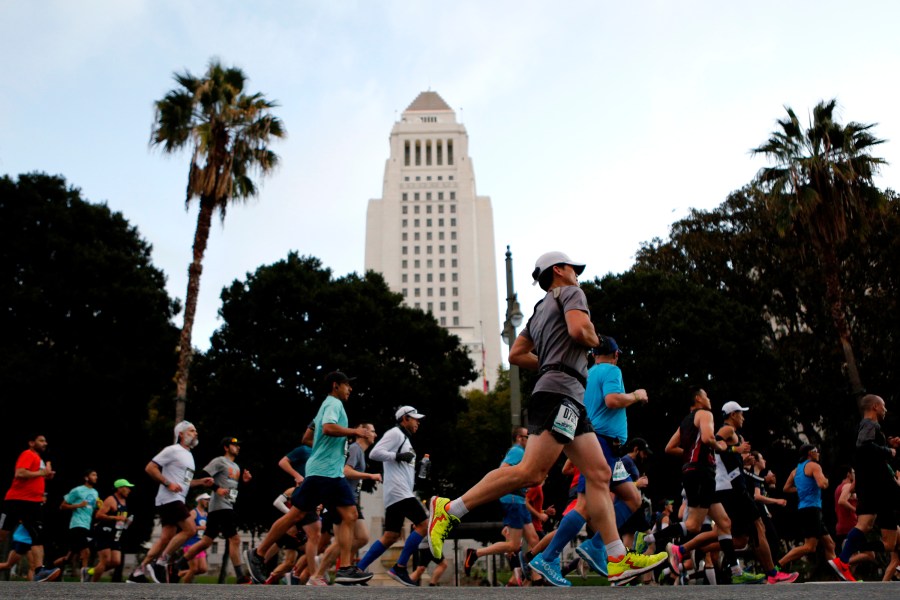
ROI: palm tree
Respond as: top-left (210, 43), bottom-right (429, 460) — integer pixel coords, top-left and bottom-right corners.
top-left (752, 99), bottom-right (886, 397)
top-left (151, 59), bottom-right (285, 422)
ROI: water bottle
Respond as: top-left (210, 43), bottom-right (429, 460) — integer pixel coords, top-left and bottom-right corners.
top-left (417, 454), bottom-right (431, 479)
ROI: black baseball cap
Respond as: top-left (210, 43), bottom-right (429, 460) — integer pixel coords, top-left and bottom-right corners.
top-left (221, 437), bottom-right (241, 447)
top-left (324, 371), bottom-right (355, 387)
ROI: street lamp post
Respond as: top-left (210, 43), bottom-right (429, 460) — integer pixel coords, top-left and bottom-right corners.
top-left (501, 245), bottom-right (524, 429)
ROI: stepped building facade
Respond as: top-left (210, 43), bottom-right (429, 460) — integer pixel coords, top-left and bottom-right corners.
top-left (364, 91), bottom-right (501, 390)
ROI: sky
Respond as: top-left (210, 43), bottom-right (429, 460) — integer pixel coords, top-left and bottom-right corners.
top-left (3, 1), bottom-right (900, 356)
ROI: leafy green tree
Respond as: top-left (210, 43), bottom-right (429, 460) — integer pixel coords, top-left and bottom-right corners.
top-left (186, 253), bottom-right (475, 530)
top-left (151, 59), bottom-right (286, 422)
top-left (0, 172), bottom-right (179, 551)
top-left (751, 100), bottom-right (887, 397)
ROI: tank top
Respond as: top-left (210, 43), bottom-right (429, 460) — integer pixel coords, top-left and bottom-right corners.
top-left (680, 409), bottom-right (715, 473)
top-left (715, 434), bottom-right (747, 492)
top-left (795, 459), bottom-right (821, 509)
top-left (834, 482), bottom-right (858, 535)
top-left (184, 507), bottom-right (207, 546)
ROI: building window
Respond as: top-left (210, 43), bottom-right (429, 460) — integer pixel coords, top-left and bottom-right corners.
top-left (402, 274), bottom-right (408, 283)
top-left (438, 204), bottom-right (444, 213)
top-left (427, 246), bottom-right (433, 254)
top-left (402, 288), bottom-right (407, 297)
top-left (414, 288), bottom-right (420, 297)
top-left (438, 218), bottom-right (444, 227)
top-left (440, 301), bottom-right (446, 311)
top-left (440, 316), bottom-right (447, 326)
top-left (414, 232), bottom-right (420, 241)
top-left (449, 175), bottom-right (454, 181)
top-left (414, 205), bottom-right (420, 214)
top-left (402, 205), bottom-right (408, 215)
top-left (426, 192), bottom-right (432, 201)
top-left (404, 140), bottom-right (410, 166)
top-left (451, 245), bottom-right (457, 253)
top-left (450, 204), bottom-right (456, 213)
top-left (439, 287), bottom-right (446, 297)
top-left (427, 259), bottom-right (433, 268)
top-left (451, 231), bottom-right (457, 240)
top-left (452, 301), bottom-right (459, 311)
top-left (402, 192), bottom-right (408, 201)
top-left (450, 192), bottom-right (456, 200)
top-left (447, 139), bottom-right (454, 165)
top-left (404, 176), bottom-right (409, 182)
top-left (439, 245), bottom-right (445, 254)
top-left (414, 260), bottom-right (420, 268)
top-left (414, 246), bottom-right (420, 255)
top-left (427, 273), bottom-right (433, 282)
top-left (402, 219), bottom-right (407, 227)
top-left (426, 140), bottom-right (432, 166)
top-left (427, 288), bottom-right (433, 297)
top-left (439, 259), bottom-right (445, 268)
top-left (427, 232), bottom-right (432, 241)
top-left (402, 246), bottom-right (408, 255)
top-left (415, 141), bottom-right (421, 166)
top-left (415, 302), bottom-right (420, 309)
top-left (414, 274), bottom-right (421, 283)
top-left (427, 302), bottom-right (433, 312)
top-left (427, 176), bottom-right (432, 181)
top-left (426, 219), bottom-right (432, 227)
top-left (452, 272), bottom-right (458, 282)
top-left (439, 273), bottom-right (446, 282)
top-left (451, 218), bottom-right (456, 226)
top-left (414, 192), bottom-right (420, 201)
top-left (453, 316), bottom-right (460, 326)
top-left (414, 219), bottom-right (420, 227)
top-left (452, 287), bottom-right (459, 296)
top-left (402, 233), bottom-right (408, 241)
top-left (451, 259), bottom-right (458, 268)
top-left (426, 205), bottom-right (432, 214)
top-left (416, 176), bottom-right (421, 181)
top-left (438, 231), bottom-right (444, 240)
top-left (438, 192), bottom-right (444, 200)
top-left (401, 260), bottom-right (407, 268)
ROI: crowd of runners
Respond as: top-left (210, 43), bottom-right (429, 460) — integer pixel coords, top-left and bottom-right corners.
top-left (1, 250), bottom-right (898, 586)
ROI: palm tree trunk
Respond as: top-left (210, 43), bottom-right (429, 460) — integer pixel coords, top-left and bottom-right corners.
top-left (174, 196), bottom-right (215, 422)
top-left (821, 249), bottom-right (865, 398)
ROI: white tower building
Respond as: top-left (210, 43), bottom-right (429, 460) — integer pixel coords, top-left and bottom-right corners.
top-left (365, 91), bottom-right (501, 390)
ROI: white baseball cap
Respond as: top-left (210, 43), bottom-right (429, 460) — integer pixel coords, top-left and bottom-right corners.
top-left (395, 405), bottom-right (425, 421)
top-left (531, 251), bottom-right (586, 290)
top-left (722, 401), bottom-right (749, 415)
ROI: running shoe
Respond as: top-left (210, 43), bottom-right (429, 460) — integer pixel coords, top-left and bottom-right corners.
top-left (246, 547), bottom-right (269, 583)
top-left (529, 554), bottom-right (571, 587)
top-left (146, 562), bottom-right (168, 584)
top-left (607, 550), bottom-right (668, 582)
top-left (464, 548), bottom-right (478, 576)
top-left (828, 557), bottom-right (856, 582)
top-left (575, 539), bottom-right (608, 576)
top-left (634, 531), bottom-right (649, 554)
top-left (732, 569), bottom-right (766, 584)
top-left (236, 575), bottom-right (252, 584)
top-left (126, 570), bottom-right (148, 584)
top-left (519, 549), bottom-right (532, 578)
top-left (81, 566), bottom-right (90, 583)
top-left (427, 496), bottom-right (459, 560)
top-left (306, 576), bottom-right (329, 586)
top-left (387, 564), bottom-right (416, 587)
top-left (334, 566), bottom-right (374, 585)
top-left (34, 567), bottom-right (61, 582)
top-left (767, 569), bottom-right (799, 584)
top-left (666, 542), bottom-right (684, 575)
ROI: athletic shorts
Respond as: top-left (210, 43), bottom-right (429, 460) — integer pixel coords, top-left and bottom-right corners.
top-left (682, 468), bottom-right (716, 509)
top-left (528, 391), bottom-right (593, 444)
top-left (417, 547), bottom-right (442, 567)
top-left (384, 496), bottom-right (428, 533)
top-left (183, 542), bottom-right (207, 560)
top-left (292, 476), bottom-right (356, 513)
top-left (68, 526), bottom-right (91, 552)
top-left (577, 434), bottom-right (630, 493)
top-left (797, 507), bottom-right (828, 539)
top-left (204, 508), bottom-right (238, 539)
top-left (716, 489), bottom-right (758, 537)
top-left (0, 500), bottom-right (44, 545)
top-left (501, 501), bottom-right (531, 529)
top-left (855, 477), bottom-right (900, 528)
top-left (93, 526), bottom-right (122, 551)
top-left (158, 500), bottom-right (191, 527)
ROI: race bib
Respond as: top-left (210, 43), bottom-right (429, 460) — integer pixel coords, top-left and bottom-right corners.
top-left (611, 460), bottom-right (630, 482)
top-left (227, 488), bottom-right (239, 503)
top-left (551, 402), bottom-right (578, 441)
top-left (183, 468), bottom-right (194, 487)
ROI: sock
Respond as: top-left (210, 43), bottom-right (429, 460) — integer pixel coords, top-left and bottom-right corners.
top-left (234, 563), bottom-right (245, 577)
top-left (448, 498), bottom-right (468, 518)
top-left (357, 540), bottom-right (387, 571)
top-left (644, 533), bottom-right (656, 544)
top-left (840, 527), bottom-right (865, 563)
top-left (767, 568), bottom-right (777, 577)
top-left (397, 531), bottom-right (423, 567)
top-left (605, 539), bottom-right (627, 560)
top-left (718, 535), bottom-right (738, 571)
top-left (613, 498), bottom-right (633, 528)
top-left (541, 510), bottom-right (585, 561)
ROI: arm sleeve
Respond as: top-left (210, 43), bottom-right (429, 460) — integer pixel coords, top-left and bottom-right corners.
top-left (369, 429), bottom-right (399, 462)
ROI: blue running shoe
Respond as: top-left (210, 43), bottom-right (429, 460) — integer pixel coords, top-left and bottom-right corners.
top-left (575, 539), bottom-right (608, 576)
top-left (529, 554), bottom-right (571, 587)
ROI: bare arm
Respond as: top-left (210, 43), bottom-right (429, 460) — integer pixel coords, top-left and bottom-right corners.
top-left (665, 428), bottom-right (683, 457)
top-left (837, 483), bottom-right (856, 512)
top-left (808, 462), bottom-right (829, 489)
top-left (753, 486), bottom-right (786, 506)
top-left (322, 423), bottom-right (367, 438)
top-left (509, 335), bottom-right (538, 371)
top-left (146, 460), bottom-right (180, 493)
top-left (278, 456), bottom-right (304, 485)
top-left (343, 464), bottom-right (380, 482)
top-left (565, 309), bottom-right (599, 348)
top-left (301, 427), bottom-right (314, 447)
top-left (561, 458), bottom-right (575, 475)
top-left (698, 411), bottom-right (726, 452)
top-left (783, 468), bottom-right (797, 494)
top-left (605, 389), bottom-right (648, 409)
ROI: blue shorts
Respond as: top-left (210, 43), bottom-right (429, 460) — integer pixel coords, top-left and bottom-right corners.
top-left (576, 433), bottom-right (632, 493)
top-left (502, 501), bottom-right (530, 529)
top-left (291, 476), bottom-right (356, 514)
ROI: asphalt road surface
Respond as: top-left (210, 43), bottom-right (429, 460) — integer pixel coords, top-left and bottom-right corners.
top-left (0, 582), bottom-right (897, 600)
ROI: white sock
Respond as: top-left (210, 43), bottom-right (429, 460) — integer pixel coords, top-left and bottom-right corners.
top-left (606, 540), bottom-right (627, 558)
top-left (447, 498), bottom-right (468, 518)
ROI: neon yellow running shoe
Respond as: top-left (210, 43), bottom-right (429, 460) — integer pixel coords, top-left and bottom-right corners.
top-left (427, 496), bottom-right (459, 560)
top-left (607, 550), bottom-right (668, 582)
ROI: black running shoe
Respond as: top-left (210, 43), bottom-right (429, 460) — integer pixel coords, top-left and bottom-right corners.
top-left (34, 567), bottom-right (61, 582)
top-left (126, 571), bottom-right (148, 584)
top-left (387, 564), bottom-right (416, 587)
top-left (146, 562), bottom-right (168, 584)
top-left (334, 566), bottom-right (374, 585)
top-left (464, 548), bottom-right (477, 576)
top-left (246, 547), bottom-right (268, 584)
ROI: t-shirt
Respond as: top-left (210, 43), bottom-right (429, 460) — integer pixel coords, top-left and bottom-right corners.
top-left (526, 485), bottom-right (545, 532)
top-left (204, 455), bottom-right (241, 512)
top-left (500, 444), bottom-right (526, 504)
top-left (152, 443), bottom-right (196, 506)
top-left (621, 455), bottom-right (641, 482)
top-left (369, 426), bottom-right (416, 508)
top-left (63, 484), bottom-right (100, 530)
top-left (584, 362), bottom-right (627, 442)
top-left (834, 481), bottom-right (858, 536)
top-left (305, 395), bottom-right (349, 478)
top-left (521, 285), bottom-right (591, 403)
top-left (4, 449), bottom-right (45, 502)
top-left (345, 442), bottom-right (367, 503)
top-left (286, 445), bottom-right (311, 477)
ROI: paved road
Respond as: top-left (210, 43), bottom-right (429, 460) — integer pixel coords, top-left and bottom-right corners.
top-left (1, 581), bottom-right (897, 600)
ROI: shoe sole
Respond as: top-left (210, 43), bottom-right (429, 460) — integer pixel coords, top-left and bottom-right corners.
top-left (335, 572), bottom-right (374, 584)
top-left (574, 545), bottom-right (608, 576)
top-left (612, 575), bottom-right (638, 587)
top-left (427, 496), bottom-right (442, 559)
top-left (245, 548), bottom-right (267, 583)
top-left (666, 543), bottom-right (682, 575)
top-left (387, 571), bottom-right (417, 587)
top-left (827, 559), bottom-right (854, 582)
top-left (35, 571), bottom-right (61, 583)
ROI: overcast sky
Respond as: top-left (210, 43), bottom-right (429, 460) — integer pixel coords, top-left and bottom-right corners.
top-left (3, 1), bottom-right (899, 355)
